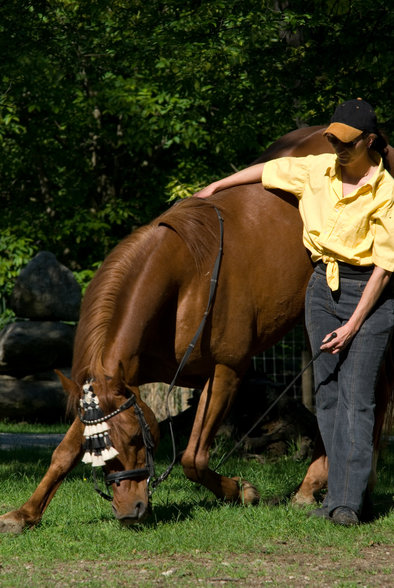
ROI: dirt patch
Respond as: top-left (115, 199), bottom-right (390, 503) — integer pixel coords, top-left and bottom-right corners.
top-left (2, 544), bottom-right (392, 587)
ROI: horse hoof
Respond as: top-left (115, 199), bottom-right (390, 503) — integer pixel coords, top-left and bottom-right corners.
top-left (0, 512), bottom-right (26, 534)
top-left (233, 478), bottom-right (260, 505)
top-left (291, 491), bottom-right (316, 507)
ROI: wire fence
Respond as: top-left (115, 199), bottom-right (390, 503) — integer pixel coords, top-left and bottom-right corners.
top-left (252, 322), bottom-right (307, 399)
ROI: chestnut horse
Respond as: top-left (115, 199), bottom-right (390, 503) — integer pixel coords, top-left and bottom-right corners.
top-left (0, 127), bottom-right (392, 533)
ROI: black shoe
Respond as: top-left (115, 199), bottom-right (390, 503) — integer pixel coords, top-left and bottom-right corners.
top-left (308, 507), bottom-right (330, 520)
top-left (331, 506), bottom-right (359, 526)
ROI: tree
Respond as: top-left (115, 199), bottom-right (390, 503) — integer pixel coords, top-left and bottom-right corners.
top-left (0, 0), bottom-right (392, 287)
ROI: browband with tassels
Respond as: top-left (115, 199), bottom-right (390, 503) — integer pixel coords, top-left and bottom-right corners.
top-left (78, 380), bottom-right (133, 467)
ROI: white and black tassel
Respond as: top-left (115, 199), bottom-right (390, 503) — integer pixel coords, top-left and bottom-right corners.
top-left (80, 380), bottom-right (119, 467)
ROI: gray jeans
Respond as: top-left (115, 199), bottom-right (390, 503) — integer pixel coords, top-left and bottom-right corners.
top-left (305, 265), bottom-right (394, 515)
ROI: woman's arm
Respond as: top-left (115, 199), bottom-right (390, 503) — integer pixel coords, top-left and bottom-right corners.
top-left (321, 266), bottom-right (392, 354)
top-left (193, 163), bottom-right (265, 199)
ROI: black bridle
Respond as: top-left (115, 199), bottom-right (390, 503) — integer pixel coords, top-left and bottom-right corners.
top-left (80, 205), bottom-right (224, 502)
top-left (79, 391), bottom-right (158, 501)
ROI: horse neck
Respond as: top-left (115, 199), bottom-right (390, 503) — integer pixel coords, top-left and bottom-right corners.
top-left (99, 226), bottom-right (189, 380)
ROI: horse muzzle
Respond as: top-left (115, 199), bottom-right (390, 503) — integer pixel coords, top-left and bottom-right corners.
top-left (112, 497), bottom-right (151, 525)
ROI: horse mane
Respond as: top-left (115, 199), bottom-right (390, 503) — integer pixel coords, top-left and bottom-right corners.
top-left (70, 224), bottom-right (155, 389)
top-left (154, 197), bottom-right (221, 271)
top-left (70, 198), bottom-right (220, 396)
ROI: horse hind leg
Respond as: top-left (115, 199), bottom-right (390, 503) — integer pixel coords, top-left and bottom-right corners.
top-left (292, 431), bottom-right (328, 506)
top-left (0, 417), bottom-right (84, 534)
top-left (181, 364), bottom-right (260, 505)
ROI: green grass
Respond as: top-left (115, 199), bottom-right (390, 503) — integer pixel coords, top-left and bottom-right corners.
top-left (0, 426), bottom-right (392, 586)
top-left (0, 420), bottom-right (70, 434)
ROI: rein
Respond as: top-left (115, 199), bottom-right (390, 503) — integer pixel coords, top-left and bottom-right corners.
top-left (152, 205), bottom-right (224, 488)
top-left (214, 333), bottom-right (337, 471)
top-left (80, 204), bottom-right (224, 500)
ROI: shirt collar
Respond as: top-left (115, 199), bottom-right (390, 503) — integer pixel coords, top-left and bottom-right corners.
top-left (325, 152), bottom-right (385, 193)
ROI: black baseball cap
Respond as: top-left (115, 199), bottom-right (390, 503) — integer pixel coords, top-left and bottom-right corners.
top-left (324, 98), bottom-right (378, 142)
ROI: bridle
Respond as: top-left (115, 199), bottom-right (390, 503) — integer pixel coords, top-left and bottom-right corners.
top-left (79, 204), bottom-right (224, 502)
top-left (79, 389), bottom-right (161, 501)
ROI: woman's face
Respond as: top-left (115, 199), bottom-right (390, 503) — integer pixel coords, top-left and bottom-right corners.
top-left (326, 132), bottom-right (371, 167)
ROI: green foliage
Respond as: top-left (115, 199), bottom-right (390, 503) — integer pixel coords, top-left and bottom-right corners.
top-left (0, 230), bottom-right (35, 327)
top-left (0, 0), bottom-right (393, 277)
top-left (73, 263), bottom-right (101, 295)
top-left (0, 231), bottom-right (35, 295)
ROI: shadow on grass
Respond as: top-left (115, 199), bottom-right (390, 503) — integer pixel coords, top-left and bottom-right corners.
top-left (372, 492), bottom-right (394, 520)
top-left (81, 498), bottom-right (222, 529)
top-left (1, 438), bottom-right (392, 526)
top-left (0, 447), bottom-right (85, 481)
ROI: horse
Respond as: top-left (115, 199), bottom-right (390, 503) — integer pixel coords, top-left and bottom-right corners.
top-left (0, 127), bottom-right (392, 533)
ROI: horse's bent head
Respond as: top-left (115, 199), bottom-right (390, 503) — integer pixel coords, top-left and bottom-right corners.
top-left (56, 365), bottom-right (160, 525)
top-left (102, 383), bottom-right (160, 525)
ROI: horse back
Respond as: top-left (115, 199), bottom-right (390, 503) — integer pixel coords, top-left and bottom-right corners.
top-left (155, 188), bottom-right (312, 379)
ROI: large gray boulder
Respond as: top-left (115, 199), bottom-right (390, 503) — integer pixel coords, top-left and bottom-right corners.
top-left (0, 371), bottom-right (69, 423)
top-left (0, 321), bottom-right (75, 376)
top-left (10, 251), bottom-right (81, 321)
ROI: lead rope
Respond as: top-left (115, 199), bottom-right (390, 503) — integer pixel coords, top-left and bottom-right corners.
top-left (150, 205), bottom-right (224, 490)
top-left (214, 332), bottom-right (337, 471)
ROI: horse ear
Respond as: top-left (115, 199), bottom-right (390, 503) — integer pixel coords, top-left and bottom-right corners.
top-left (54, 369), bottom-right (79, 396)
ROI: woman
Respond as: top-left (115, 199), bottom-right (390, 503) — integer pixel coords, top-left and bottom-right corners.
top-left (195, 99), bottom-right (394, 526)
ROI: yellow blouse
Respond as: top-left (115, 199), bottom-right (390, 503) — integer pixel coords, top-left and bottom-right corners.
top-left (262, 153), bottom-right (394, 290)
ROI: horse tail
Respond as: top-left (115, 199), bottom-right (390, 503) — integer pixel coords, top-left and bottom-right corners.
top-left (374, 343), bottom-right (394, 448)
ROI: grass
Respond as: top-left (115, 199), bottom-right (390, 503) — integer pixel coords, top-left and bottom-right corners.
top-left (0, 420), bottom-right (70, 434)
top-left (0, 424), bottom-right (392, 586)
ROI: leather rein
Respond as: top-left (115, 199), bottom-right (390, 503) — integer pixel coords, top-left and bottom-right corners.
top-left (79, 205), bottom-right (224, 501)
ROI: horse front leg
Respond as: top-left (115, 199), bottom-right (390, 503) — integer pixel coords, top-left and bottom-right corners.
top-left (0, 417), bottom-right (84, 534)
top-left (181, 364), bottom-right (260, 505)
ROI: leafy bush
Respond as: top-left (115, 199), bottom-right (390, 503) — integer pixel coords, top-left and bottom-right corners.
top-left (0, 230), bottom-right (36, 328)
top-left (72, 264), bottom-right (102, 296)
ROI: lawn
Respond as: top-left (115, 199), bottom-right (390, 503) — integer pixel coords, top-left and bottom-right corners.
top-left (0, 424), bottom-right (392, 587)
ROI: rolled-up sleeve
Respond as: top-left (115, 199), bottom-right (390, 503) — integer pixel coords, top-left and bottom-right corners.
top-left (262, 156), bottom-right (312, 200)
top-left (372, 199), bottom-right (394, 272)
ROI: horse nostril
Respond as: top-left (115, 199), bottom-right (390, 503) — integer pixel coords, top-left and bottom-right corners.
top-left (112, 500), bottom-right (149, 524)
top-left (134, 501), bottom-right (146, 519)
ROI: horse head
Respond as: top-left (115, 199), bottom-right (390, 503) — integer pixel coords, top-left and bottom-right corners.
top-left (56, 364), bottom-right (160, 525)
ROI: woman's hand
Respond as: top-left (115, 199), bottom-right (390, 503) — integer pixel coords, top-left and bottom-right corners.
top-left (320, 325), bottom-right (356, 354)
top-left (193, 163), bottom-right (265, 199)
top-left (320, 266), bottom-right (392, 354)
top-left (193, 183), bottom-right (218, 199)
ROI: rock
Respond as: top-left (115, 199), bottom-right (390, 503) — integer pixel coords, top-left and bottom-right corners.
top-left (0, 321), bottom-right (75, 376)
top-left (10, 251), bottom-right (81, 321)
top-left (0, 372), bottom-right (69, 423)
